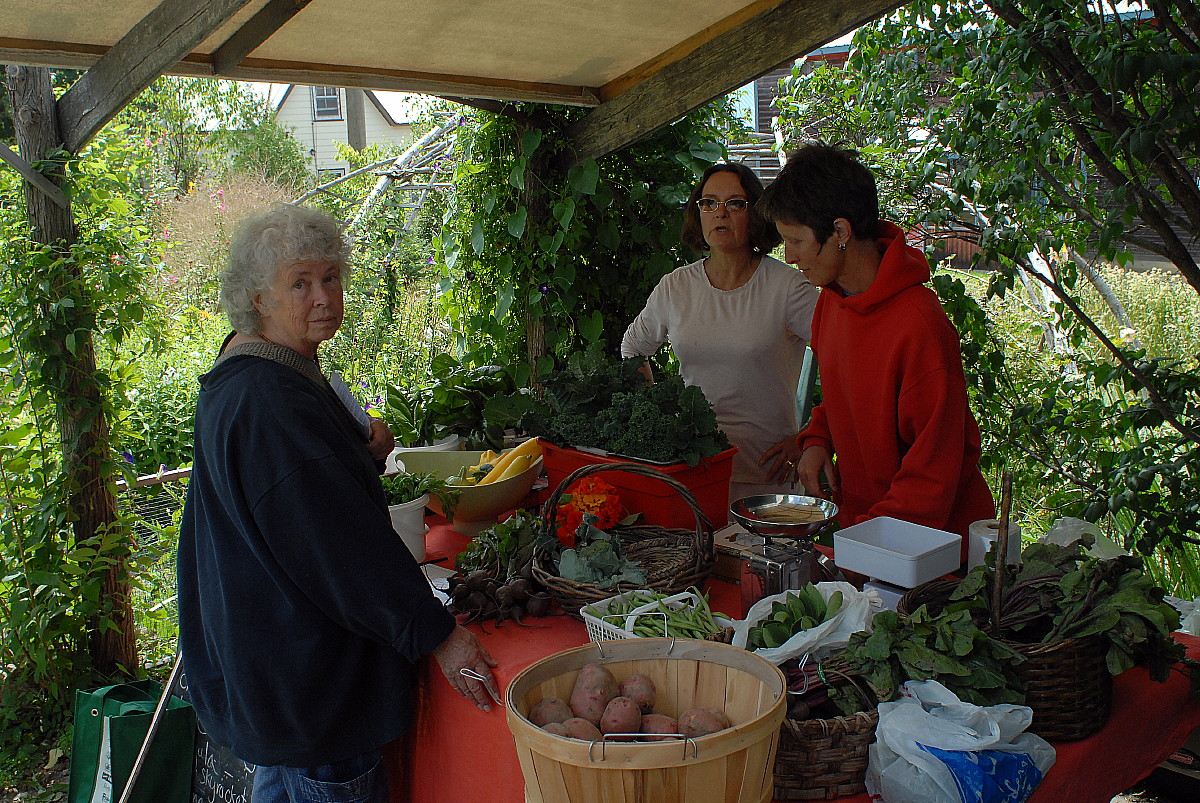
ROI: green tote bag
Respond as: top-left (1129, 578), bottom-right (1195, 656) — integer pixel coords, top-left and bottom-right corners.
top-left (67, 678), bottom-right (195, 803)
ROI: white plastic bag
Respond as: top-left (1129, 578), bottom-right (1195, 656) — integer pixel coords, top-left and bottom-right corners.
top-left (1039, 516), bottom-right (1128, 559)
top-left (866, 680), bottom-right (1056, 803)
top-left (730, 581), bottom-right (876, 664)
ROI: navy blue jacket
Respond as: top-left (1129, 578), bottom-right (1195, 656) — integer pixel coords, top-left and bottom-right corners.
top-left (178, 352), bottom-right (454, 766)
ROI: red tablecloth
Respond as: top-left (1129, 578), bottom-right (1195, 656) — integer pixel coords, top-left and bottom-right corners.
top-left (393, 522), bottom-right (1200, 803)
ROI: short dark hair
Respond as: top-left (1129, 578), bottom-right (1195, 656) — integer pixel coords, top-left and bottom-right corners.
top-left (681, 162), bottom-right (782, 254)
top-left (757, 142), bottom-right (880, 245)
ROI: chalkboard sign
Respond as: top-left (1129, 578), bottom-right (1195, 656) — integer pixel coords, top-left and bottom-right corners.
top-left (168, 667), bottom-right (256, 803)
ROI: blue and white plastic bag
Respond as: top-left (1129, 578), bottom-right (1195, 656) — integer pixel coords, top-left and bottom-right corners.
top-left (866, 680), bottom-right (1056, 803)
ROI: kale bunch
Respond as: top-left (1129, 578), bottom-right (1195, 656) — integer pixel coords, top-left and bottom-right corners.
top-left (522, 344), bottom-right (729, 465)
top-left (556, 516), bottom-right (647, 588)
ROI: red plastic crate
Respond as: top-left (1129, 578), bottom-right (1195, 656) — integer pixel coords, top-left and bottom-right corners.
top-left (539, 440), bottom-right (736, 529)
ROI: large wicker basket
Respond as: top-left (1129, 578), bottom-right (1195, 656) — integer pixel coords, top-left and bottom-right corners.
top-left (532, 463), bottom-right (715, 618)
top-left (773, 664), bottom-right (878, 801)
top-left (1005, 634), bottom-right (1112, 742)
top-left (898, 578), bottom-right (1112, 742)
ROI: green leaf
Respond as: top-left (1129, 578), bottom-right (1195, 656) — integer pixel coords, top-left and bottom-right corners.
top-left (495, 285), bottom-right (515, 321)
top-left (569, 159), bottom-right (600, 195)
top-left (470, 221), bottom-right (485, 255)
top-left (521, 129), bottom-right (543, 158)
top-left (507, 206), bottom-right (528, 238)
top-left (578, 310), bottom-right (604, 343)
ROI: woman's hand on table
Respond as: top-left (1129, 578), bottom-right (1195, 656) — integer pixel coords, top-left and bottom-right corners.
top-left (760, 436), bottom-right (804, 486)
top-left (796, 445), bottom-right (838, 498)
top-left (432, 625), bottom-right (500, 712)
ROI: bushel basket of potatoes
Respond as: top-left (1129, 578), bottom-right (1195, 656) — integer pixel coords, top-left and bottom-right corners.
top-left (506, 638), bottom-right (786, 803)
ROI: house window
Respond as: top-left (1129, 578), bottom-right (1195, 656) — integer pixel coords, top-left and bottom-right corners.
top-left (312, 86), bottom-right (342, 121)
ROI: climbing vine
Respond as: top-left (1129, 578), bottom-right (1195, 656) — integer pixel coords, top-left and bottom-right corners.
top-left (437, 102), bottom-right (741, 383)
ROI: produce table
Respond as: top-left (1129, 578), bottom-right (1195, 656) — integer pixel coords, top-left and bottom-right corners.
top-left (390, 521), bottom-right (1200, 803)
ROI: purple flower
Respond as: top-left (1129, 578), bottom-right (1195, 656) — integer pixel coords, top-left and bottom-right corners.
top-left (538, 282), bottom-right (550, 295)
top-left (464, 270), bottom-right (476, 281)
top-left (121, 450), bottom-right (135, 464)
top-left (426, 257), bottom-right (435, 264)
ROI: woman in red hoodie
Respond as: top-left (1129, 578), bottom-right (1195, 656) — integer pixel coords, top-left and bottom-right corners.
top-left (758, 143), bottom-right (994, 563)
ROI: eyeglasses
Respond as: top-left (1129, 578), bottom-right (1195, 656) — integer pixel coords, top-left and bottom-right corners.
top-left (695, 198), bottom-right (750, 213)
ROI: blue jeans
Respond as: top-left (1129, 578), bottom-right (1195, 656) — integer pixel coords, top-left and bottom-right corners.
top-left (251, 750), bottom-right (389, 803)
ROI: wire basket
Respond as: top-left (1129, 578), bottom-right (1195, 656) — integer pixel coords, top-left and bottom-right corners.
top-left (532, 463), bottom-right (715, 618)
top-left (581, 590), bottom-right (735, 643)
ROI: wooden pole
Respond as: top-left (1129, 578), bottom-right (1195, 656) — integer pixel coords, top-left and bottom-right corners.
top-left (991, 471), bottom-right (1014, 631)
top-left (6, 65), bottom-right (137, 676)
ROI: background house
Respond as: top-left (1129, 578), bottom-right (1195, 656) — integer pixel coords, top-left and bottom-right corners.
top-left (273, 85), bottom-right (418, 176)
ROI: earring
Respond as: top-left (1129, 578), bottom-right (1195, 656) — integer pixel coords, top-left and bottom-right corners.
top-left (837, 242), bottom-right (847, 252)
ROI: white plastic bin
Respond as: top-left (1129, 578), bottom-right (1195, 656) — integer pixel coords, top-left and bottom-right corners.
top-left (833, 516), bottom-right (961, 588)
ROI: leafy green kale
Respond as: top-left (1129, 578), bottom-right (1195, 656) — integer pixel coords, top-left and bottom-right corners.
top-left (555, 516), bottom-right (647, 588)
top-left (521, 344), bottom-right (729, 465)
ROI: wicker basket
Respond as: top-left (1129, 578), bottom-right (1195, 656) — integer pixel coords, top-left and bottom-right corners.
top-left (896, 578), bottom-right (961, 617)
top-left (897, 581), bottom-right (1113, 742)
top-left (532, 463), bottom-right (715, 618)
top-left (1006, 634), bottom-right (1112, 742)
top-left (773, 665), bottom-right (879, 801)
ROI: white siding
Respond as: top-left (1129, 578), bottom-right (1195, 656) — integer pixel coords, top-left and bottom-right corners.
top-left (274, 86), bottom-right (415, 176)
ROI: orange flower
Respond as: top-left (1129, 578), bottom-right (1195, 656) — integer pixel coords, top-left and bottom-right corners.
top-left (557, 477), bottom-right (623, 546)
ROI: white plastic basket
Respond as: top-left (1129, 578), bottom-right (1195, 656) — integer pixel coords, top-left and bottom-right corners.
top-left (580, 590), bottom-right (734, 643)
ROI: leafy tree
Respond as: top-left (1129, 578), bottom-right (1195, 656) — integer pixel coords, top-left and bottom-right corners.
top-left (437, 101), bottom-right (739, 385)
top-left (774, 1), bottom-right (1200, 560)
top-left (118, 76), bottom-right (310, 195)
top-left (0, 124), bottom-right (162, 772)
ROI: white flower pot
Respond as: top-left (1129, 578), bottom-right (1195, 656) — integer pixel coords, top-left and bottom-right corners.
top-left (388, 493), bottom-right (429, 561)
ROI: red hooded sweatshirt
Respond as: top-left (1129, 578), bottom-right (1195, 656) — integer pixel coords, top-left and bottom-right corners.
top-left (798, 222), bottom-right (994, 561)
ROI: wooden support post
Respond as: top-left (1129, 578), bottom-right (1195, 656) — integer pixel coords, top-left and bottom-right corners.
top-left (6, 65), bottom-right (136, 676)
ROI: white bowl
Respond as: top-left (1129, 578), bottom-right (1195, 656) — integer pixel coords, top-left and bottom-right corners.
top-left (395, 449), bottom-right (543, 535)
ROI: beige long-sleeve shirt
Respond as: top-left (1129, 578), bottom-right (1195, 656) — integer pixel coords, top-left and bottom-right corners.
top-left (621, 256), bottom-right (818, 489)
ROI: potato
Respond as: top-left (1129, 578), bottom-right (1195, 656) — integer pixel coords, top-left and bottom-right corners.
top-left (640, 713), bottom-right (679, 742)
top-left (569, 663), bottom-right (619, 725)
top-left (542, 722), bottom-right (571, 737)
top-left (599, 696), bottom-right (642, 739)
top-left (619, 673), bottom-right (657, 715)
top-left (528, 696), bottom-right (573, 727)
top-left (562, 717), bottom-right (603, 741)
top-left (677, 706), bottom-right (732, 738)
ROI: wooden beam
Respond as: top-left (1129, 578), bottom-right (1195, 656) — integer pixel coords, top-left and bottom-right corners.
top-left (212, 0), bottom-right (313, 75)
top-left (0, 142), bottom-right (70, 210)
top-left (57, 0), bottom-right (257, 154)
top-left (1, 37), bottom-right (602, 107)
top-left (564, 0), bottom-right (905, 164)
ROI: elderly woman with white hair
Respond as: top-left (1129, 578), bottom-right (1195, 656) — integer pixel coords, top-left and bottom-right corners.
top-left (177, 203), bottom-right (497, 803)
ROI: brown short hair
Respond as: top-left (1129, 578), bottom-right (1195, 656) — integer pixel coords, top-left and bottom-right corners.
top-left (757, 142), bottom-right (880, 245)
top-left (681, 162), bottom-right (782, 254)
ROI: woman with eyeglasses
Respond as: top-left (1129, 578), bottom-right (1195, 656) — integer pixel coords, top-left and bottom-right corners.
top-left (621, 162), bottom-right (819, 512)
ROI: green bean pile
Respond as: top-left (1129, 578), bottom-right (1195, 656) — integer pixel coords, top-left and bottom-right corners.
top-left (593, 588), bottom-right (730, 639)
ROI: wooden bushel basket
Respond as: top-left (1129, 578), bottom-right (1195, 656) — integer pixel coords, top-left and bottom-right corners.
top-left (505, 638), bottom-right (787, 803)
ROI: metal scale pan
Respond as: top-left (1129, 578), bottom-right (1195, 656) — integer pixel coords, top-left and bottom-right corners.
top-left (729, 495), bottom-right (841, 612)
